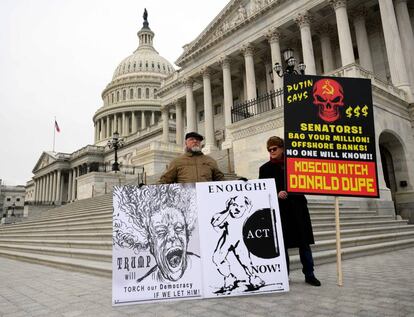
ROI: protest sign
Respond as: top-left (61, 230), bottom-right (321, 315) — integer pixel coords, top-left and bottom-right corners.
top-left (112, 180), bottom-right (288, 305)
top-left (197, 179), bottom-right (289, 298)
top-left (284, 75), bottom-right (379, 197)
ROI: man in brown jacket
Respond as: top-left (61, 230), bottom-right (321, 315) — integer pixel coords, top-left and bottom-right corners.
top-left (158, 132), bottom-right (224, 184)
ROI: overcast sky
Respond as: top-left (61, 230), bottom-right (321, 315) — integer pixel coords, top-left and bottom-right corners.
top-left (0, 0), bottom-right (228, 186)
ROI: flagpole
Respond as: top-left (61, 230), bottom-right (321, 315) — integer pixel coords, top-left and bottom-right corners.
top-left (53, 117), bottom-right (56, 152)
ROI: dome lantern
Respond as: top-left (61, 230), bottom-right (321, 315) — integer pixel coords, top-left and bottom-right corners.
top-left (136, 8), bottom-right (155, 50)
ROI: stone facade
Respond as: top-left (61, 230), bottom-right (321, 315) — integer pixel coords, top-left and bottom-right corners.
top-left (26, 1), bottom-right (414, 223)
top-left (157, 0), bottom-right (414, 221)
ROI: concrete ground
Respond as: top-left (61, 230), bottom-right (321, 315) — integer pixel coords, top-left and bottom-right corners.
top-left (0, 248), bottom-right (413, 317)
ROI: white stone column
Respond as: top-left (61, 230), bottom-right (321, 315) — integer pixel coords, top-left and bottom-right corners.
top-left (318, 24), bottom-right (335, 73)
top-left (267, 28), bottom-right (283, 90)
top-left (161, 106), bottom-right (169, 143)
top-left (151, 111), bottom-right (155, 125)
top-left (221, 57), bottom-right (233, 128)
top-left (122, 112), bottom-right (126, 136)
top-left (131, 111), bottom-right (137, 133)
top-left (378, 0), bottom-right (411, 95)
top-left (43, 176), bottom-right (47, 203)
top-left (352, 8), bottom-right (373, 72)
top-left (329, 0), bottom-right (355, 67)
top-left (43, 174), bottom-right (48, 202)
top-left (106, 116), bottom-right (110, 138)
top-left (141, 111), bottom-right (146, 130)
top-left (295, 12), bottom-right (316, 75)
top-left (71, 168), bottom-right (77, 201)
top-left (51, 171), bottom-right (56, 202)
top-left (44, 174), bottom-right (50, 203)
top-left (118, 116), bottom-right (122, 133)
top-left (184, 78), bottom-right (196, 132)
top-left (220, 56), bottom-right (234, 150)
top-left (175, 100), bottom-right (184, 145)
top-left (67, 171), bottom-right (72, 203)
top-left (202, 67), bottom-right (216, 152)
top-left (39, 177), bottom-right (43, 202)
top-left (94, 122), bottom-right (98, 142)
top-left (56, 170), bottom-right (61, 203)
top-left (395, 0), bottom-right (414, 91)
top-left (34, 179), bottom-right (38, 202)
top-left (242, 44), bottom-right (257, 100)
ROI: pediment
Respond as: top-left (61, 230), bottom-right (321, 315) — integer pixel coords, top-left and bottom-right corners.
top-left (32, 152), bottom-right (57, 173)
top-left (176, 0), bottom-right (280, 66)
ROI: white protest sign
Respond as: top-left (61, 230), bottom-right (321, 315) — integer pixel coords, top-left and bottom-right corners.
top-left (197, 179), bottom-right (289, 298)
top-left (112, 180), bottom-right (289, 305)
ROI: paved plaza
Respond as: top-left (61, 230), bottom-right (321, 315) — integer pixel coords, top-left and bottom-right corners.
top-left (0, 248), bottom-right (413, 317)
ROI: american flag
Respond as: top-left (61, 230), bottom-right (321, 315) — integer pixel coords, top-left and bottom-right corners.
top-left (54, 120), bottom-right (61, 133)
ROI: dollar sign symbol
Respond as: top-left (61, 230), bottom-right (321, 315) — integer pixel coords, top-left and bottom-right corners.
top-left (362, 105), bottom-right (368, 117)
top-left (354, 105), bottom-right (361, 118)
top-left (346, 106), bottom-right (353, 118)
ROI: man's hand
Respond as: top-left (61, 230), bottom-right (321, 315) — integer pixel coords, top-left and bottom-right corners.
top-left (278, 191), bottom-right (288, 199)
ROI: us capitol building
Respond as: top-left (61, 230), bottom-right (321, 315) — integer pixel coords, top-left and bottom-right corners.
top-left (25, 0), bottom-right (414, 223)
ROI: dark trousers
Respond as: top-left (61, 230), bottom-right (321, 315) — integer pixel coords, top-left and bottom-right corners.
top-left (285, 244), bottom-right (315, 278)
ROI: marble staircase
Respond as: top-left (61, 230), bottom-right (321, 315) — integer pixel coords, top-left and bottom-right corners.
top-left (0, 193), bottom-right (413, 277)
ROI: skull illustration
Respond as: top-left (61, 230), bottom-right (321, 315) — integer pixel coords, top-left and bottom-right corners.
top-left (312, 79), bottom-right (344, 122)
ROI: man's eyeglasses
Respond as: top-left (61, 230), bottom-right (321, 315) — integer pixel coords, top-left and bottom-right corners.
top-left (268, 146), bottom-right (279, 153)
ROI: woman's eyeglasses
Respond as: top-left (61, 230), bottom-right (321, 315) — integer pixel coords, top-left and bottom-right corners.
top-left (268, 146), bottom-right (279, 153)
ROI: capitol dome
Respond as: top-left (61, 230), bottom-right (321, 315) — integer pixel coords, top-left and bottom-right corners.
top-left (112, 21), bottom-right (174, 80)
top-left (93, 9), bottom-right (175, 146)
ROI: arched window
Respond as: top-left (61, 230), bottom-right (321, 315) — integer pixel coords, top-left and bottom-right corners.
top-left (130, 88), bottom-right (134, 99)
top-left (111, 93), bottom-right (114, 103)
top-left (146, 88), bottom-right (150, 99)
top-left (116, 91), bottom-right (120, 102)
top-left (154, 88), bottom-right (157, 99)
top-left (138, 88), bottom-right (141, 99)
top-left (123, 90), bottom-right (126, 100)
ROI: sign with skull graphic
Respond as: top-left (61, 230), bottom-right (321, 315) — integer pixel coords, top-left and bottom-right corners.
top-left (312, 78), bottom-right (344, 123)
top-left (283, 75), bottom-right (379, 198)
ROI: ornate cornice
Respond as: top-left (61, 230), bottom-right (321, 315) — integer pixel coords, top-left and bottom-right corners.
top-left (200, 67), bottom-right (211, 78)
top-left (182, 77), bottom-right (194, 88)
top-left (241, 43), bottom-right (255, 57)
top-left (176, 0), bottom-right (286, 67)
top-left (219, 55), bottom-right (231, 69)
top-left (266, 27), bottom-right (282, 44)
top-left (329, 0), bottom-right (347, 11)
top-left (295, 11), bottom-right (313, 28)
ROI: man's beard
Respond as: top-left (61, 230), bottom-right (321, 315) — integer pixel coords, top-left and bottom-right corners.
top-left (187, 145), bottom-right (202, 153)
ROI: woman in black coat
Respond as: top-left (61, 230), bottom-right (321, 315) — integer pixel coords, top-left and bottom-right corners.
top-left (259, 136), bottom-right (321, 286)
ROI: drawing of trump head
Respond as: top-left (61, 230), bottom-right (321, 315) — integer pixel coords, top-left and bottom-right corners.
top-left (148, 206), bottom-right (188, 280)
top-left (113, 184), bottom-right (197, 282)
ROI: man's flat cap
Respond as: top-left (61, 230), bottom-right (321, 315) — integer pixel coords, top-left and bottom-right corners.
top-left (185, 132), bottom-right (204, 141)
